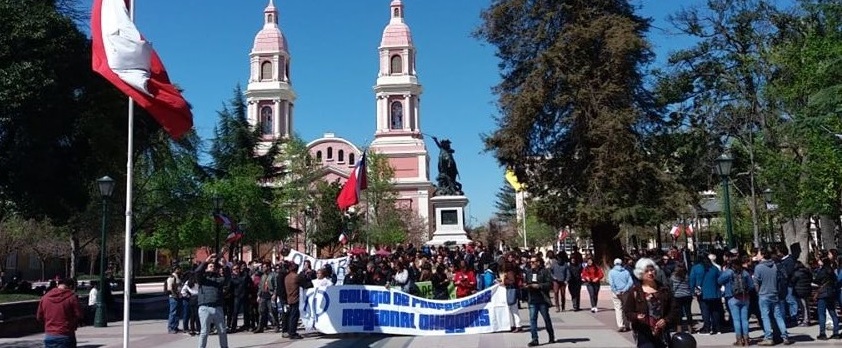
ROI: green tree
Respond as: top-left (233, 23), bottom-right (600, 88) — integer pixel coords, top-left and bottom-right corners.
top-left (476, 0), bottom-right (667, 264)
top-left (494, 182), bottom-right (516, 222)
top-left (310, 180), bottom-right (344, 253)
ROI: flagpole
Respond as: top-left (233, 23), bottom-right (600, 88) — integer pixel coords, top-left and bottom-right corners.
top-left (123, 1), bottom-right (136, 347)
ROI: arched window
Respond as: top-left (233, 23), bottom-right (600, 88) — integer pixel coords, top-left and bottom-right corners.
top-left (393, 8), bottom-right (400, 18)
top-left (267, 14), bottom-right (274, 24)
top-left (327, 147), bottom-right (333, 159)
top-left (338, 150), bottom-right (345, 162)
top-left (349, 153), bottom-right (355, 165)
top-left (260, 106), bottom-right (273, 135)
top-left (390, 101), bottom-right (403, 130)
top-left (316, 151), bottom-right (322, 162)
top-left (390, 55), bottom-right (402, 74)
top-left (260, 61), bottom-right (273, 81)
top-left (285, 63), bottom-right (290, 81)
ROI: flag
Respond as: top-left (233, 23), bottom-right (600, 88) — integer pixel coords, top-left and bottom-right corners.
top-left (337, 153), bottom-right (367, 210)
top-left (669, 224), bottom-right (681, 238)
top-left (685, 223), bottom-right (694, 237)
top-left (91, 0), bottom-right (193, 139)
top-left (213, 213), bottom-right (233, 230)
top-left (557, 228), bottom-right (570, 241)
top-left (338, 232), bottom-right (348, 245)
top-left (225, 230), bottom-right (243, 244)
top-left (504, 167), bottom-right (525, 192)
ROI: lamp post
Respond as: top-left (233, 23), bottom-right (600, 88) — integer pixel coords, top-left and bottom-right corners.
top-left (213, 195), bottom-right (223, 253)
top-left (715, 153), bottom-right (735, 249)
top-left (94, 176), bottom-right (115, 328)
top-left (763, 188), bottom-right (774, 245)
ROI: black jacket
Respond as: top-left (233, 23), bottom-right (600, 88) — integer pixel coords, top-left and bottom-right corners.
top-left (813, 267), bottom-right (838, 299)
top-left (195, 262), bottom-right (230, 307)
top-left (791, 266), bottom-right (813, 298)
top-left (524, 267), bottom-right (552, 304)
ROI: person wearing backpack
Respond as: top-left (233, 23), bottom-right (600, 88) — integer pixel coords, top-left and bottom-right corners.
top-left (164, 266), bottom-right (183, 334)
top-left (718, 258), bottom-right (754, 346)
top-left (753, 249), bottom-right (793, 346)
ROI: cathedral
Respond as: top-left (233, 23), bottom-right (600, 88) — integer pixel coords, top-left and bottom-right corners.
top-left (244, 0), bottom-right (434, 249)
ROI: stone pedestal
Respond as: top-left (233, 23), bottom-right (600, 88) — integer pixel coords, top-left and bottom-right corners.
top-left (425, 195), bottom-right (471, 246)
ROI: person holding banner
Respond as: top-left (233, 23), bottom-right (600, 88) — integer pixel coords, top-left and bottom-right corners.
top-left (455, 260), bottom-right (477, 298)
top-left (431, 264), bottom-right (451, 300)
top-left (524, 257), bottom-right (555, 347)
top-left (501, 261), bottom-right (523, 332)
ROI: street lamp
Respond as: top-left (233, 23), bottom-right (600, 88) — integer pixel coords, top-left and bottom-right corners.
top-left (235, 221), bottom-right (246, 261)
top-left (94, 176), bottom-right (115, 328)
top-left (715, 153), bottom-right (735, 249)
top-left (213, 195), bottom-right (223, 253)
top-left (763, 188), bottom-right (774, 245)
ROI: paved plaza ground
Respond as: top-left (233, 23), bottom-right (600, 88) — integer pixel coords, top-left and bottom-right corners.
top-left (1, 286), bottom-right (839, 348)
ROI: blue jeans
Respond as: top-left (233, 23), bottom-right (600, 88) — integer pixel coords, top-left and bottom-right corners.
top-left (44, 334), bottom-right (75, 348)
top-left (181, 298), bottom-right (190, 331)
top-left (786, 287), bottom-right (798, 320)
top-left (168, 297), bottom-right (180, 332)
top-left (727, 297), bottom-right (750, 337)
top-left (816, 298), bottom-right (839, 337)
top-left (528, 302), bottom-right (555, 342)
top-left (198, 306), bottom-right (228, 348)
top-left (759, 295), bottom-right (789, 340)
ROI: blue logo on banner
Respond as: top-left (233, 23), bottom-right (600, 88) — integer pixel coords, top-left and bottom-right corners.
top-left (303, 288), bottom-right (330, 320)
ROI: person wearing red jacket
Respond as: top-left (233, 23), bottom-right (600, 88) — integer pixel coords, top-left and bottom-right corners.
top-left (581, 257), bottom-right (605, 313)
top-left (36, 278), bottom-right (83, 348)
top-left (454, 259), bottom-right (477, 298)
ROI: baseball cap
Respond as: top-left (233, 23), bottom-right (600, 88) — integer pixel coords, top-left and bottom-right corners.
top-left (613, 258), bottom-right (622, 265)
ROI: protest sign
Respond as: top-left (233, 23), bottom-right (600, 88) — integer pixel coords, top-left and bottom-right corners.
top-left (283, 249), bottom-right (349, 285)
top-left (299, 284), bottom-right (511, 335)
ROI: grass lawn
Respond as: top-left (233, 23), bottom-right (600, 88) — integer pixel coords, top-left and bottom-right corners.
top-left (0, 293), bottom-right (41, 303)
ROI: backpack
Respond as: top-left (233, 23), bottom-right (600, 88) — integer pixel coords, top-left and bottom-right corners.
top-left (163, 276), bottom-right (172, 295)
top-left (775, 264), bottom-right (789, 301)
top-left (731, 271), bottom-right (748, 296)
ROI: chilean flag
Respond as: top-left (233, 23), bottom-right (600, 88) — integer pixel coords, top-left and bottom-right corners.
top-left (685, 223), bottom-right (694, 237)
top-left (669, 224), bottom-right (681, 238)
top-left (91, 0), bottom-right (193, 139)
top-left (557, 228), bottom-right (570, 241)
top-left (226, 230), bottom-right (243, 244)
top-left (337, 153), bottom-right (367, 210)
top-left (213, 213), bottom-right (233, 230)
top-left (338, 232), bottom-right (348, 245)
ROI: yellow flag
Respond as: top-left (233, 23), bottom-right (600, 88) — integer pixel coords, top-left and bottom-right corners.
top-left (505, 168), bottom-right (524, 191)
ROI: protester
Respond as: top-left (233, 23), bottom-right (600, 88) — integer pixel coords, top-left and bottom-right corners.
top-left (500, 260), bottom-right (522, 332)
top-left (608, 258), bottom-right (633, 332)
top-left (581, 257), bottom-right (604, 313)
top-left (284, 262), bottom-right (303, 340)
top-left (567, 254), bottom-right (583, 311)
top-left (813, 257), bottom-right (839, 340)
top-left (718, 258), bottom-right (753, 346)
top-left (524, 256), bottom-right (554, 347)
top-left (670, 264), bottom-right (693, 333)
top-left (623, 258), bottom-right (676, 348)
top-left (550, 252), bottom-right (569, 312)
top-left (165, 266), bottom-right (183, 334)
top-left (753, 248), bottom-right (793, 346)
top-left (36, 278), bottom-right (83, 348)
top-left (195, 253), bottom-right (230, 348)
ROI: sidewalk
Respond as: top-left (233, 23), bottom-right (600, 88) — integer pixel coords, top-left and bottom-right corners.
top-left (1, 287), bottom-right (838, 348)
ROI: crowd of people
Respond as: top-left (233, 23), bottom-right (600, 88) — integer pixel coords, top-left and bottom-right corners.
top-left (32, 240), bottom-right (842, 348)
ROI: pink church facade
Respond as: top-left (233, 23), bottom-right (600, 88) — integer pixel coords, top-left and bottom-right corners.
top-left (244, 0), bottom-right (434, 248)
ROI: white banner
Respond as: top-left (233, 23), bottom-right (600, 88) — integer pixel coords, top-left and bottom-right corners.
top-left (299, 285), bottom-right (511, 336)
top-left (283, 249), bottom-right (349, 285)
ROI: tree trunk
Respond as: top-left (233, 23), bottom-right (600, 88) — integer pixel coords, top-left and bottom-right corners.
top-left (40, 259), bottom-right (46, 281)
top-left (590, 223), bottom-right (623, 267)
top-left (69, 234), bottom-right (79, 279)
top-left (781, 217), bottom-right (810, 264)
top-left (819, 215), bottom-right (837, 251)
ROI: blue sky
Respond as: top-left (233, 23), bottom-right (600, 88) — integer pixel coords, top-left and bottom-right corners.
top-left (84, 0), bottom-right (702, 225)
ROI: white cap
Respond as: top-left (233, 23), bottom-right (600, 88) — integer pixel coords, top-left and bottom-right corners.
top-left (613, 258), bottom-right (622, 265)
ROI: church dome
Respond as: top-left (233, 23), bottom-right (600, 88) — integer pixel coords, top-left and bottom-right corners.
top-left (253, 28), bottom-right (288, 53)
top-left (252, 0), bottom-right (288, 53)
top-left (380, 0), bottom-right (412, 47)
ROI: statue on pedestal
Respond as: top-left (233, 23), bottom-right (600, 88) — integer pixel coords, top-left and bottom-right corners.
top-left (432, 136), bottom-right (463, 196)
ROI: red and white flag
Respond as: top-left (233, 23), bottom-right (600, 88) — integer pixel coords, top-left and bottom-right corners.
top-left (338, 232), bottom-right (348, 245)
top-left (670, 224), bottom-right (681, 238)
top-left (91, 0), bottom-right (193, 139)
top-left (226, 231), bottom-right (243, 244)
top-left (557, 228), bottom-right (570, 241)
top-left (337, 153), bottom-right (367, 210)
top-left (685, 223), bottom-right (694, 237)
top-left (213, 213), bottom-right (233, 230)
